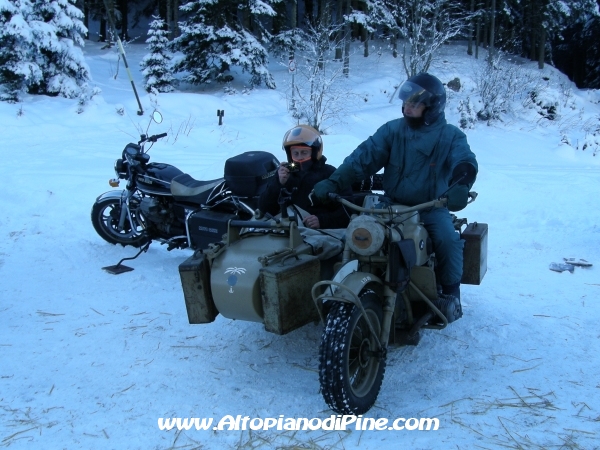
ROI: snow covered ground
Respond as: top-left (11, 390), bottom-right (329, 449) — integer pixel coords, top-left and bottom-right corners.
top-left (1, 40), bottom-right (599, 449)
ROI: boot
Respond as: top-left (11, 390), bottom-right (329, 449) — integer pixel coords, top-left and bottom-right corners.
top-left (435, 282), bottom-right (463, 323)
top-left (441, 282), bottom-right (460, 300)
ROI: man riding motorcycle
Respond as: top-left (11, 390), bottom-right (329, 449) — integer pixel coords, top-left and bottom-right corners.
top-left (313, 73), bottom-right (478, 301)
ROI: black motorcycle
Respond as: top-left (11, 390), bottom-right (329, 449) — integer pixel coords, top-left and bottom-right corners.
top-left (91, 111), bottom-right (280, 252)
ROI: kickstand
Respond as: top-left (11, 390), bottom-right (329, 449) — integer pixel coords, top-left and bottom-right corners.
top-left (102, 241), bottom-right (151, 274)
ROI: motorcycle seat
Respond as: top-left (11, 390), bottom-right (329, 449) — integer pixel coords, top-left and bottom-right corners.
top-left (171, 174), bottom-right (225, 199)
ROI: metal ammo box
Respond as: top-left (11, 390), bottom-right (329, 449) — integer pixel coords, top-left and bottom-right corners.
top-left (259, 254), bottom-right (321, 335)
top-left (178, 252), bottom-right (218, 324)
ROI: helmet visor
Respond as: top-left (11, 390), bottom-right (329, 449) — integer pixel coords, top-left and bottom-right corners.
top-left (398, 80), bottom-right (434, 107)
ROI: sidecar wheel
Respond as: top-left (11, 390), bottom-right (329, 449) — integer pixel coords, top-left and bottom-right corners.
top-left (319, 291), bottom-right (386, 415)
top-left (91, 198), bottom-right (149, 247)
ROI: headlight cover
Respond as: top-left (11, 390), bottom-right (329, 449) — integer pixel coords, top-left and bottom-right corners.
top-left (346, 215), bottom-right (386, 256)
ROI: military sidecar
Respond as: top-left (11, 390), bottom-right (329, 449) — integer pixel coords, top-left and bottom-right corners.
top-left (177, 186), bottom-right (488, 415)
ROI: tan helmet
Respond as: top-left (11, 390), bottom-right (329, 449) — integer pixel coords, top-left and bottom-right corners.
top-left (282, 125), bottom-right (323, 162)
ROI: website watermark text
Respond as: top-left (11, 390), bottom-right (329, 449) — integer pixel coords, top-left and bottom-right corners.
top-left (157, 415), bottom-right (439, 432)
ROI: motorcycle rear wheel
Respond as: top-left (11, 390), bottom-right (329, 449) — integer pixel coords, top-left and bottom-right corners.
top-left (319, 291), bottom-right (386, 415)
top-left (91, 197), bottom-right (149, 247)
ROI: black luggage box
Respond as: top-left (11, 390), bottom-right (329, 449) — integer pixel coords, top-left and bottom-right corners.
top-left (188, 209), bottom-right (237, 250)
top-left (224, 151), bottom-right (279, 197)
top-left (461, 222), bottom-right (488, 285)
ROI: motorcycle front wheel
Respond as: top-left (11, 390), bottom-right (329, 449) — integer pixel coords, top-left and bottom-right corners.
top-left (318, 291), bottom-right (387, 415)
top-left (91, 197), bottom-right (149, 247)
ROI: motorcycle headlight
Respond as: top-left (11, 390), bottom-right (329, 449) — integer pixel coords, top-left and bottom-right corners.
top-left (114, 158), bottom-right (127, 179)
top-left (346, 215), bottom-right (386, 256)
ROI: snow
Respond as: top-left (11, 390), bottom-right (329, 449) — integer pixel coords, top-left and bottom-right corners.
top-left (1, 40), bottom-right (599, 449)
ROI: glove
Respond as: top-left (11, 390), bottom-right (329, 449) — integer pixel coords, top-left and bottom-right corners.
top-left (451, 162), bottom-right (477, 187)
top-left (446, 183), bottom-right (469, 212)
top-left (312, 179), bottom-right (339, 204)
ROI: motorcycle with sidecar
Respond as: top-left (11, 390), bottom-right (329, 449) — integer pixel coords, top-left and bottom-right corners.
top-left (178, 185), bottom-right (487, 415)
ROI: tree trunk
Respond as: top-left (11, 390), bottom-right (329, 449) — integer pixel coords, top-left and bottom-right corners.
top-left (318, 0), bottom-right (329, 24)
top-left (157, 0), bottom-right (167, 23)
top-left (529, 27), bottom-right (537, 60)
top-left (291, 0), bottom-right (297, 29)
top-left (538, 26), bottom-right (546, 69)
top-left (342, 0), bottom-right (350, 76)
top-left (167, 0), bottom-right (173, 39)
top-left (467, 0), bottom-right (474, 55)
top-left (101, 0), bottom-right (114, 42)
top-left (482, 0), bottom-right (490, 48)
top-left (305, 0), bottom-right (314, 25)
top-left (529, 0), bottom-right (537, 60)
top-left (335, 0), bottom-right (343, 60)
top-left (487, 0), bottom-right (496, 64)
top-left (475, 15), bottom-right (480, 59)
top-left (241, 0), bottom-right (250, 30)
top-left (172, 0), bottom-right (179, 38)
top-left (99, 16), bottom-right (106, 41)
top-left (343, 29), bottom-right (350, 76)
top-left (289, 0), bottom-right (297, 111)
top-left (118, 0), bottom-right (128, 40)
top-left (81, 0), bottom-right (89, 39)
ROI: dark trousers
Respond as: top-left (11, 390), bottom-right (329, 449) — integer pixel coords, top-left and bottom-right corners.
top-left (420, 207), bottom-right (464, 286)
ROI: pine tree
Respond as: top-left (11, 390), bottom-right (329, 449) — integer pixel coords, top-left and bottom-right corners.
top-left (140, 15), bottom-right (174, 93)
top-left (29, 0), bottom-right (90, 98)
top-left (172, 0), bottom-right (276, 89)
top-left (0, 0), bottom-right (41, 102)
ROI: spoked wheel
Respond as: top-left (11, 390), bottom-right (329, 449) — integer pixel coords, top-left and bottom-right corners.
top-left (91, 197), bottom-right (149, 247)
top-left (319, 290), bottom-right (386, 415)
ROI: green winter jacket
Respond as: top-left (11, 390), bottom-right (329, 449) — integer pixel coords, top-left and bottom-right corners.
top-left (332, 113), bottom-right (478, 206)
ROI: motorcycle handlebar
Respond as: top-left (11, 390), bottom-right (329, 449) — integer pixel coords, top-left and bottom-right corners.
top-left (148, 132), bottom-right (167, 142)
top-left (139, 132), bottom-right (168, 144)
top-left (334, 195), bottom-right (448, 215)
top-left (229, 220), bottom-right (278, 229)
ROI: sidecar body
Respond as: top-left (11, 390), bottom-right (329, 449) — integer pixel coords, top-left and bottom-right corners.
top-left (178, 215), bottom-right (342, 334)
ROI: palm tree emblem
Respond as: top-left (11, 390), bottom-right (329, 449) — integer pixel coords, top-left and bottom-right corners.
top-left (225, 267), bottom-right (246, 293)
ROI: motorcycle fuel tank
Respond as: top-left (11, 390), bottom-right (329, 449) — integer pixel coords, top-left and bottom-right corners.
top-left (136, 163), bottom-right (184, 195)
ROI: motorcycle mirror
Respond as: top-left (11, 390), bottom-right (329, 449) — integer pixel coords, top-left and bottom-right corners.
top-left (152, 110), bottom-right (163, 124)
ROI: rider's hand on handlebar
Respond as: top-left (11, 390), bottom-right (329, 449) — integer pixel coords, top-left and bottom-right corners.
top-left (446, 184), bottom-right (469, 212)
top-left (312, 179), bottom-right (338, 203)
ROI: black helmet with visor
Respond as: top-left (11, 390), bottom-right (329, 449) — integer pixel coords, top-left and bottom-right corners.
top-left (398, 73), bottom-right (446, 125)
